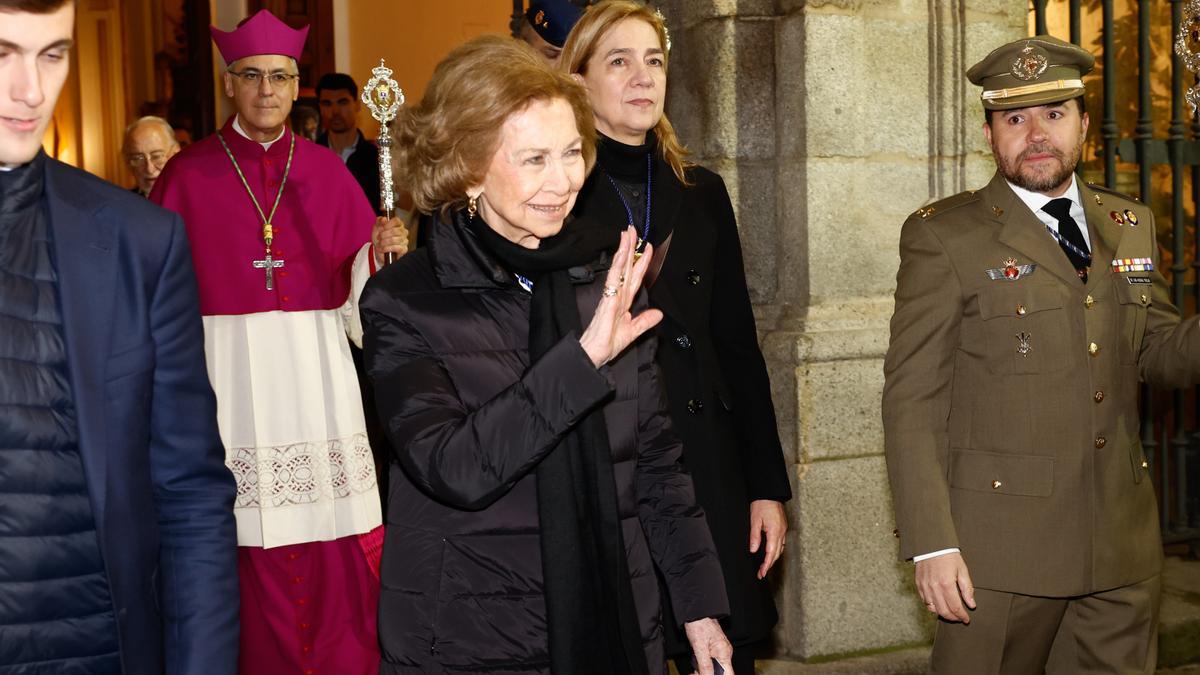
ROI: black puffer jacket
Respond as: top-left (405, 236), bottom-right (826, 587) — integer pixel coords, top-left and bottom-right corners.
top-left (361, 214), bottom-right (728, 674)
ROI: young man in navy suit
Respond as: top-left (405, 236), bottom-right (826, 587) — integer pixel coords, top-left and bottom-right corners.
top-left (0, 1), bottom-right (239, 672)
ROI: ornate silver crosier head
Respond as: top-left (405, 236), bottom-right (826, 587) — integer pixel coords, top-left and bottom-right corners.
top-left (362, 59), bottom-right (406, 264)
top-left (1175, 0), bottom-right (1200, 116)
top-left (362, 59), bottom-right (404, 126)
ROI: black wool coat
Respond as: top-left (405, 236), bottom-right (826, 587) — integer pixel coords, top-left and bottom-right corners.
top-left (360, 214), bottom-right (729, 674)
top-left (573, 136), bottom-right (793, 651)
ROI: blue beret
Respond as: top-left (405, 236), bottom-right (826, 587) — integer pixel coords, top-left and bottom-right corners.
top-left (526, 0), bottom-right (583, 48)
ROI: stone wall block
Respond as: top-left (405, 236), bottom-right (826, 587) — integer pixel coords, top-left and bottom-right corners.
top-left (774, 11), bottom-right (806, 161)
top-left (797, 356), bottom-right (885, 462)
top-left (702, 158), bottom-right (780, 303)
top-left (800, 158), bottom-right (925, 302)
top-left (773, 159), bottom-right (810, 306)
top-left (783, 455), bottom-right (933, 658)
top-left (667, 18), bottom-right (775, 161)
top-left (662, 0), bottom-right (776, 26)
top-left (800, 14), bottom-right (931, 160)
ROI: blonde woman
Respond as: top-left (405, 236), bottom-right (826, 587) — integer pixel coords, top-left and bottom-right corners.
top-left (563, 4), bottom-right (793, 673)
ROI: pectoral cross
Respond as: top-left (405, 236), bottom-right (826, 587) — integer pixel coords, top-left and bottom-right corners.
top-left (252, 252), bottom-right (285, 290)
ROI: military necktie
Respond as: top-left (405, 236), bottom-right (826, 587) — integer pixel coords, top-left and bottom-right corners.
top-left (1042, 197), bottom-right (1091, 283)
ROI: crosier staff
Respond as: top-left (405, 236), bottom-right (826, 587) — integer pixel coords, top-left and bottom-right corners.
top-left (362, 59), bottom-right (405, 265)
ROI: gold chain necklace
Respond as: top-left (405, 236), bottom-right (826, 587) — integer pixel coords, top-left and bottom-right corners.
top-left (217, 129), bottom-right (295, 290)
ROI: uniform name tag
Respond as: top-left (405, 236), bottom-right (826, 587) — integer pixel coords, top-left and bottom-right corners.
top-left (1126, 276), bottom-right (1152, 284)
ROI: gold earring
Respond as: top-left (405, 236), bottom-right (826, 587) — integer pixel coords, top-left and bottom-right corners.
top-left (467, 195), bottom-right (478, 219)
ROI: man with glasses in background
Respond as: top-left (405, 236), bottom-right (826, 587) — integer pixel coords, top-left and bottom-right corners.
top-left (121, 115), bottom-right (179, 196)
top-left (150, 9), bottom-right (407, 673)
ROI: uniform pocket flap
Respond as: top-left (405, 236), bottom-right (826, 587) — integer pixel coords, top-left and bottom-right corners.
top-left (1114, 281), bottom-right (1153, 307)
top-left (949, 449), bottom-right (1054, 497)
top-left (978, 286), bottom-right (1065, 320)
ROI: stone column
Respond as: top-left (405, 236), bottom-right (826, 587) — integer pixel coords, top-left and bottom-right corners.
top-left (657, 0), bottom-right (1025, 660)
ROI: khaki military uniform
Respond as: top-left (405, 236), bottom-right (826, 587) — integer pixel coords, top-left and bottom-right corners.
top-left (883, 173), bottom-right (1200, 671)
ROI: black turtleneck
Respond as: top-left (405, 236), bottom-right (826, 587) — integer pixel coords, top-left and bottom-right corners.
top-left (595, 133), bottom-right (656, 241)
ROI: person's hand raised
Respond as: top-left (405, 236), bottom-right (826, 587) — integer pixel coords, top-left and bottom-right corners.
top-left (579, 227), bottom-right (663, 368)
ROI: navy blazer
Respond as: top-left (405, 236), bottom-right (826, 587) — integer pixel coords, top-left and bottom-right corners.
top-left (44, 157), bottom-right (239, 674)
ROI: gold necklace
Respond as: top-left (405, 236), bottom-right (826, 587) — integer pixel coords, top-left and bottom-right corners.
top-left (217, 129), bottom-right (295, 290)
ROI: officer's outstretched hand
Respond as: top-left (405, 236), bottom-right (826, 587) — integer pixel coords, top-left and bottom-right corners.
top-left (915, 552), bottom-right (976, 623)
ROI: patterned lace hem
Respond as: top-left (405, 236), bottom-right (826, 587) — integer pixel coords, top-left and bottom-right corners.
top-left (227, 432), bottom-right (377, 509)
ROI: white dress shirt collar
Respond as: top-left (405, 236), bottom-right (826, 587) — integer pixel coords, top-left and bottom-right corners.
top-left (1005, 173), bottom-right (1091, 249)
top-left (232, 115), bottom-right (286, 151)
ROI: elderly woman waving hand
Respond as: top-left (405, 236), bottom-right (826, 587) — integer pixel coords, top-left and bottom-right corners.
top-left (360, 35), bottom-right (732, 675)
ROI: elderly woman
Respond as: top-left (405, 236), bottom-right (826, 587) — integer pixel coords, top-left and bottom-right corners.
top-left (561, 4), bottom-right (794, 673)
top-left (360, 36), bottom-right (733, 675)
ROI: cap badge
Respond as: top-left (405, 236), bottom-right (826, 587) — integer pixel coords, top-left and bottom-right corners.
top-left (534, 10), bottom-right (548, 28)
top-left (1011, 44), bottom-right (1049, 81)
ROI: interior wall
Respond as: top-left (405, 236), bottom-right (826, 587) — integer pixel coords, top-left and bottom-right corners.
top-left (210, 0), bottom-right (248, 125)
top-left (73, 0), bottom-right (128, 182)
top-left (343, 1), bottom-right (512, 137)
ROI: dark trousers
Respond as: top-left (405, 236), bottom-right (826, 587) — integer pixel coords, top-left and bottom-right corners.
top-left (930, 574), bottom-right (1160, 674)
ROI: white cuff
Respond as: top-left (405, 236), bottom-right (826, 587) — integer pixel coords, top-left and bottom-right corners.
top-left (912, 547), bottom-right (960, 563)
top-left (340, 243), bottom-right (373, 349)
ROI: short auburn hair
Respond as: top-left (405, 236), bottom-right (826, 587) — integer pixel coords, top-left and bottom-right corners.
top-left (394, 35), bottom-right (596, 217)
top-left (559, 0), bottom-right (692, 185)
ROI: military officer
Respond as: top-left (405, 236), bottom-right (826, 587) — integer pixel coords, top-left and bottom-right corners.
top-left (883, 35), bottom-right (1200, 674)
top-left (518, 0), bottom-right (582, 64)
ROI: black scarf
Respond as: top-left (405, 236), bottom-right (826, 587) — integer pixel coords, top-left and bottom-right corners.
top-left (468, 213), bottom-right (650, 674)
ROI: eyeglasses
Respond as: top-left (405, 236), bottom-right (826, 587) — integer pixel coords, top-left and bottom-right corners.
top-left (126, 151), bottom-right (172, 168)
top-left (228, 69), bottom-right (300, 88)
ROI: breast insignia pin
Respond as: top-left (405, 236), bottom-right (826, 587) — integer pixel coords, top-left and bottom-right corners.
top-left (985, 257), bottom-right (1036, 281)
top-left (1016, 331), bottom-right (1033, 356)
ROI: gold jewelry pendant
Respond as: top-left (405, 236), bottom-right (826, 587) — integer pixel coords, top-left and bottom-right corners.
top-left (633, 237), bottom-right (646, 261)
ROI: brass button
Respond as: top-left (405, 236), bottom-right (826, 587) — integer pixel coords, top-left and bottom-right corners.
top-left (1095, 436), bottom-right (1107, 449)
top-left (1088, 342), bottom-right (1100, 356)
top-left (1094, 390), bottom-right (1105, 403)
top-left (1140, 293), bottom-right (1148, 305)
top-left (1085, 294), bottom-right (1095, 308)
top-left (992, 480), bottom-right (1002, 489)
top-left (1016, 304), bottom-right (1027, 316)
top-left (1142, 460), bottom-right (1150, 469)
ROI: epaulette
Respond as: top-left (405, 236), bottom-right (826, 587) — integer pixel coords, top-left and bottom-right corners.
top-left (1086, 182), bottom-right (1141, 205)
top-left (908, 190), bottom-right (981, 221)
